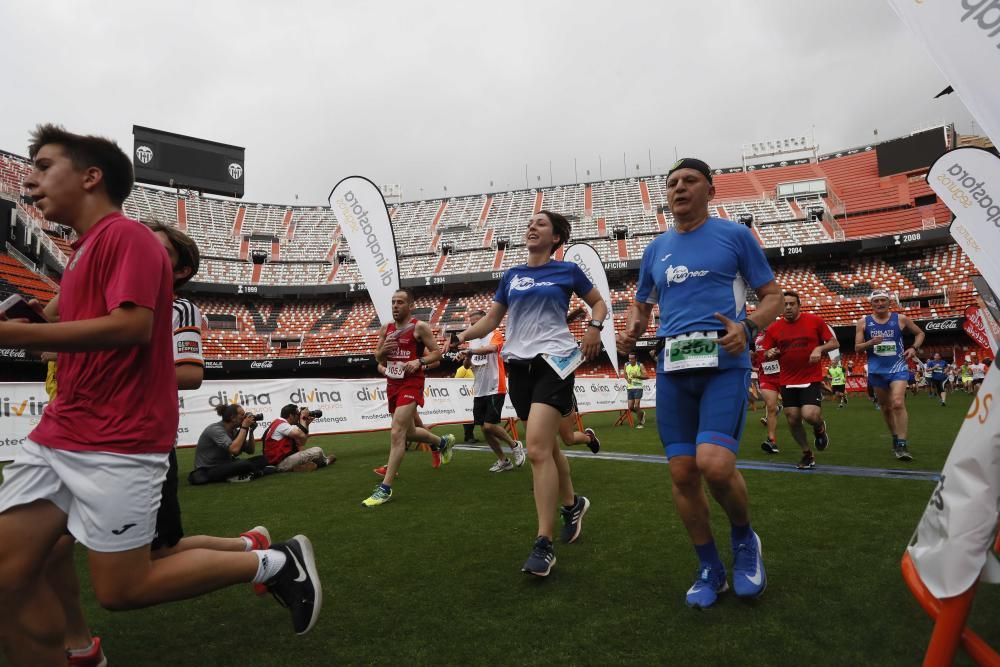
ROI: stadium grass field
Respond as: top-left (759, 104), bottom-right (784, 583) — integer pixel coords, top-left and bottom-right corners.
top-left (11, 390), bottom-right (999, 665)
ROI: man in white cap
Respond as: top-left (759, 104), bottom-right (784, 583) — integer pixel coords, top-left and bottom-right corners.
top-left (854, 289), bottom-right (924, 461)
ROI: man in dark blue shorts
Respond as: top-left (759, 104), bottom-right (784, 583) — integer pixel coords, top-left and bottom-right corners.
top-left (618, 158), bottom-right (782, 609)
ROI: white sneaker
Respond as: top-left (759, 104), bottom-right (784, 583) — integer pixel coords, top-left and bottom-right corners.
top-left (489, 458), bottom-right (514, 473)
top-left (227, 473), bottom-right (254, 483)
top-left (511, 441), bottom-right (526, 467)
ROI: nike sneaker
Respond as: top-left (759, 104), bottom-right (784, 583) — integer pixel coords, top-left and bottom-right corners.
top-left (559, 495), bottom-right (590, 544)
top-left (731, 532), bottom-right (766, 599)
top-left (521, 536), bottom-right (556, 577)
top-left (760, 439), bottom-right (779, 454)
top-left (584, 428), bottom-right (601, 454)
top-left (265, 535), bottom-right (323, 635)
top-left (685, 564), bottom-right (728, 609)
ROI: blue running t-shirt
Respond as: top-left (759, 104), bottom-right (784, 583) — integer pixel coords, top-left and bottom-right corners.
top-left (864, 312), bottom-right (908, 374)
top-left (635, 217), bottom-right (774, 371)
top-left (494, 260), bottom-right (594, 361)
top-left (925, 359), bottom-right (947, 381)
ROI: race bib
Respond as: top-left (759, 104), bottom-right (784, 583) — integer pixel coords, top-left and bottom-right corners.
top-left (663, 332), bottom-right (719, 373)
top-left (385, 361), bottom-right (406, 379)
top-left (762, 360), bottom-right (780, 375)
top-left (470, 354), bottom-right (488, 367)
top-left (542, 348), bottom-right (584, 380)
top-left (874, 341), bottom-right (897, 357)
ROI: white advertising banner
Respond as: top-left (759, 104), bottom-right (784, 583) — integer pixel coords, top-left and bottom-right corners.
top-left (564, 242), bottom-right (620, 375)
top-left (887, 0), bottom-right (1000, 148)
top-left (929, 148), bottom-right (1000, 293)
top-left (0, 377), bottom-right (656, 462)
top-left (908, 364), bottom-right (1000, 597)
top-left (328, 176), bottom-right (400, 325)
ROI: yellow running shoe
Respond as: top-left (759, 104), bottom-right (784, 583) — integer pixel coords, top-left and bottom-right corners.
top-left (440, 433), bottom-right (456, 465)
top-left (361, 485), bottom-right (392, 507)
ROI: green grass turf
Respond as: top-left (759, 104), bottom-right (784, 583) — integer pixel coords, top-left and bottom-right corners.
top-left (11, 390), bottom-right (1000, 665)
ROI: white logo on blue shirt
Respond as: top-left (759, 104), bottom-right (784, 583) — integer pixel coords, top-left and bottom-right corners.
top-left (508, 275), bottom-right (556, 293)
top-left (665, 264), bottom-right (709, 286)
top-left (660, 253), bottom-right (672, 262)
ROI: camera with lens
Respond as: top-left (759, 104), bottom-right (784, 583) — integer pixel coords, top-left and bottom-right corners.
top-left (308, 410), bottom-right (323, 418)
top-left (252, 413), bottom-right (264, 422)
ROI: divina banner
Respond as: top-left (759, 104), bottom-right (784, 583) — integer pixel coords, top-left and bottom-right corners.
top-left (0, 377), bottom-right (656, 462)
top-left (563, 243), bottom-right (620, 375)
top-left (888, 0), bottom-right (1000, 148)
top-left (328, 176), bottom-right (400, 325)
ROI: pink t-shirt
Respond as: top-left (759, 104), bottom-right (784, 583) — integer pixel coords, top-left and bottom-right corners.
top-left (30, 212), bottom-right (178, 454)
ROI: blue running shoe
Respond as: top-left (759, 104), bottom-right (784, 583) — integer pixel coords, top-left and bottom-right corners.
top-left (685, 564), bottom-right (728, 609)
top-left (522, 536), bottom-right (556, 577)
top-left (732, 532), bottom-right (766, 599)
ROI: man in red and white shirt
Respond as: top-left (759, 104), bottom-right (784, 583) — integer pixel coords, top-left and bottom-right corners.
top-left (753, 330), bottom-right (782, 454)
top-left (0, 126), bottom-right (321, 662)
top-left (761, 291), bottom-right (839, 470)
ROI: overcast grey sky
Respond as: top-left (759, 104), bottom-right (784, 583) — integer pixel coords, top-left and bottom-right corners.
top-left (0, 0), bottom-right (975, 204)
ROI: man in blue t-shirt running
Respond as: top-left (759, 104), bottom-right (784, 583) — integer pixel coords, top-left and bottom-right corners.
top-left (618, 158), bottom-right (782, 609)
top-left (924, 352), bottom-right (949, 406)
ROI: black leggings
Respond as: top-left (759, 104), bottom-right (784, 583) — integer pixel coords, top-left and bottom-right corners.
top-left (188, 456), bottom-right (270, 485)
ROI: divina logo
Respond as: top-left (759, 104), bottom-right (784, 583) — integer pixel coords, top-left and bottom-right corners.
top-left (356, 386), bottom-right (388, 402)
top-left (289, 388), bottom-right (342, 403)
top-left (424, 386), bottom-right (450, 399)
top-left (209, 390), bottom-right (272, 407)
top-left (0, 396), bottom-right (48, 417)
top-left (337, 190), bottom-right (395, 287)
top-left (960, 0), bottom-right (1000, 49)
top-left (937, 162), bottom-right (1000, 225)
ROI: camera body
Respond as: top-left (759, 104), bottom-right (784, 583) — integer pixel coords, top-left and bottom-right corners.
top-left (252, 413), bottom-right (264, 422)
top-left (309, 410), bottom-right (323, 418)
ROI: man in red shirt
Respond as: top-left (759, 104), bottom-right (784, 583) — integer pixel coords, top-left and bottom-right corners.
top-left (754, 330), bottom-right (782, 454)
top-left (761, 291), bottom-right (839, 470)
top-left (0, 126), bottom-right (320, 664)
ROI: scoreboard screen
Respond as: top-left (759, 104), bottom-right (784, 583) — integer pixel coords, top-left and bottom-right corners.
top-left (132, 125), bottom-right (245, 198)
top-left (876, 127), bottom-right (949, 177)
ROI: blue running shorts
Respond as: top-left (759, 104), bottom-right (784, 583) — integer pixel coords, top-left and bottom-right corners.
top-left (656, 368), bottom-right (750, 459)
top-left (868, 371), bottom-right (909, 390)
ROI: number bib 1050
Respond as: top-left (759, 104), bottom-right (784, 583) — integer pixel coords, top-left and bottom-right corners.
top-left (874, 341), bottom-right (898, 357)
top-left (385, 361), bottom-right (407, 379)
top-left (663, 332), bottom-right (719, 373)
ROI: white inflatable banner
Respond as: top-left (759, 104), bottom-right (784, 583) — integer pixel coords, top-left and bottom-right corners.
top-left (328, 176), bottom-right (400, 325)
top-left (0, 377), bottom-right (656, 462)
top-left (564, 242), bottom-right (620, 375)
top-left (888, 0), bottom-right (1000, 148)
top-left (930, 148), bottom-right (1000, 293)
top-left (908, 364), bottom-right (1000, 597)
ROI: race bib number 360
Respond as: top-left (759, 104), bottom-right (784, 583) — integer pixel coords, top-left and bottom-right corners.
top-left (663, 332), bottom-right (719, 373)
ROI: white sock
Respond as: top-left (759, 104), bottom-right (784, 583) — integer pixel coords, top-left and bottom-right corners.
top-left (241, 536), bottom-right (254, 551)
top-left (252, 549), bottom-right (287, 584)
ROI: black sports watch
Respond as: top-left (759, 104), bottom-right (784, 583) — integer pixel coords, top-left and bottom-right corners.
top-left (588, 319), bottom-right (604, 331)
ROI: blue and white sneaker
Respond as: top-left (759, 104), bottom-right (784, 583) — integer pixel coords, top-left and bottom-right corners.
top-left (522, 537), bottom-right (556, 577)
top-left (685, 564), bottom-right (728, 609)
top-left (731, 532), bottom-right (767, 599)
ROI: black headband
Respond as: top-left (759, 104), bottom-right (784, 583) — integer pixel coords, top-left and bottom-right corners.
top-left (667, 158), bottom-right (713, 184)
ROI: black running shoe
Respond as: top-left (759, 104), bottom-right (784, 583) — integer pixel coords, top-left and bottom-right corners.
top-left (894, 446), bottom-right (913, 462)
top-left (813, 421), bottom-right (829, 451)
top-left (796, 453), bottom-right (816, 470)
top-left (584, 428), bottom-right (601, 454)
top-left (266, 535), bottom-right (323, 635)
top-left (522, 536), bottom-right (556, 577)
top-left (760, 439), bottom-right (779, 454)
top-left (559, 495), bottom-right (590, 544)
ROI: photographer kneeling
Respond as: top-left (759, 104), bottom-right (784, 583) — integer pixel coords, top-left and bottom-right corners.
top-left (264, 403), bottom-right (336, 472)
top-left (189, 404), bottom-right (274, 484)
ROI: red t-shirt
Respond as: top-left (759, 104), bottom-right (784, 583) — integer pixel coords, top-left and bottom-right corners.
top-left (30, 212), bottom-right (178, 454)
top-left (760, 312), bottom-right (835, 386)
top-left (384, 317), bottom-right (424, 384)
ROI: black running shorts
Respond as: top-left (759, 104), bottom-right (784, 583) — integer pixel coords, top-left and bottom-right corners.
top-left (151, 448), bottom-right (184, 551)
top-left (473, 394), bottom-right (506, 425)
top-left (781, 381), bottom-right (824, 409)
top-left (506, 356), bottom-right (575, 421)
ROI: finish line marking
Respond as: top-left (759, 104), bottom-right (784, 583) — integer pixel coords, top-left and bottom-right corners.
top-left (453, 444), bottom-right (941, 482)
